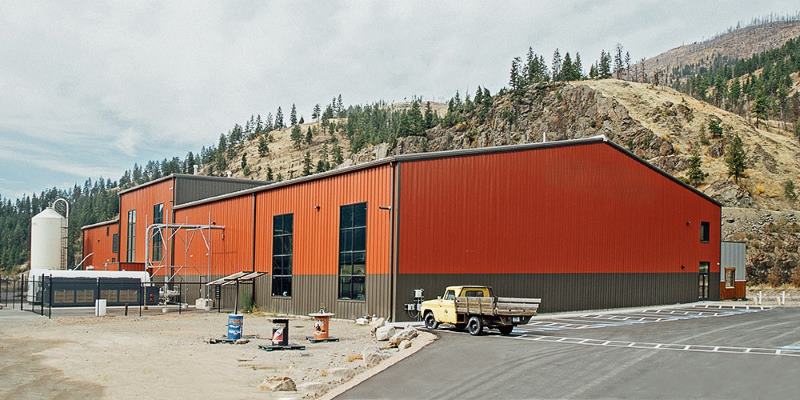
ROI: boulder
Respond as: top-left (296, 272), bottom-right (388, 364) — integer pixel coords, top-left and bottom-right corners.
top-left (375, 325), bottom-right (395, 341)
top-left (258, 376), bottom-right (296, 392)
top-left (369, 317), bottom-right (386, 334)
top-left (389, 326), bottom-right (419, 347)
top-left (362, 349), bottom-right (390, 367)
top-left (355, 317), bottom-right (369, 326)
top-left (398, 339), bottom-right (412, 350)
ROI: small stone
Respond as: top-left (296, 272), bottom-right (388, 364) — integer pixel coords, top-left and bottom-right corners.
top-left (234, 338), bottom-right (249, 345)
top-left (369, 317), bottom-right (386, 334)
top-left (258, 376), bottom-right (296, 392)
top-left (362, 350), bottom-right (390, 367)
top-left (375, 325), bottom-right (395, 341)
top-left (398, 339), bottom-right (412, 350)
top-left (389, 326), bottom-right (419, 347)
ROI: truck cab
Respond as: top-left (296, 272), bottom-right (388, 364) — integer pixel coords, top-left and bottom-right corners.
top-left (420, 286), bottom-right (492, 327)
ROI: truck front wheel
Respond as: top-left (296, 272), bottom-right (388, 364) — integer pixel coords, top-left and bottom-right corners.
top-left (498, 325), bottom-right (514, 335)
top-left (467, 316), bottom-right (483, 336)
top-left (424, 312), bottom-right (439, 330)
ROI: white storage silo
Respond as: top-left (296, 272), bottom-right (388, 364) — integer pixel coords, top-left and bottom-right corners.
top-left (31, 207), bottom-right (66, 269)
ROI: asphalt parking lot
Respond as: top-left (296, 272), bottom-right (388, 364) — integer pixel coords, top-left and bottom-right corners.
top-left (339, 304), bottom-right (800, 399)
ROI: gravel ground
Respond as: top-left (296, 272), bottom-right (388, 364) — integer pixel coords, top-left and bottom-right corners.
top-left (0, 309), bottom-right (427, 400)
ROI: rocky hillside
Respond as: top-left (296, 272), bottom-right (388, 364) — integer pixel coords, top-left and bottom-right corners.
top-left (641, 19), bottom-right (800, 82)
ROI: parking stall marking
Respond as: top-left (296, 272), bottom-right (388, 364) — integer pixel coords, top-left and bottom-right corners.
top-left (507, 333), bottom-right (800, 358)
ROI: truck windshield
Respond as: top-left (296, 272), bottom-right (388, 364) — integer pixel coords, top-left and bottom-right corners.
top-left (443, 290), bottom-right (455, 300)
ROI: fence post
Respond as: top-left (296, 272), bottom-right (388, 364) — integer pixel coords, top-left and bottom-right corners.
top-left (178, 282), bottom-right (182, 315)
top-left (40, 276), bottom-right (44, 316)
top-left (48, 275), bottom-right (53, 319)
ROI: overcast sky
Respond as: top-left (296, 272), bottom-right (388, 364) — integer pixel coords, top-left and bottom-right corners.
top-left (0, 1), bottom-right (796, 199)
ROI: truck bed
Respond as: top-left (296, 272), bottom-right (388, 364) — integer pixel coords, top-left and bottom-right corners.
top-left (455, 296), bottom-right (541, 317)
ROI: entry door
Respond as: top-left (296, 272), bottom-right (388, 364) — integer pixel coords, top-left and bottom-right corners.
top-left (698, 262), bottom-right (710, 300)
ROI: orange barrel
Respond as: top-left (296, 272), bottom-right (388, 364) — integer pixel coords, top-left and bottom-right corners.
top-left (309, 312), bottom-right (335, 340)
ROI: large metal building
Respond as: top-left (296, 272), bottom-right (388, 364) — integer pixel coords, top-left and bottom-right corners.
top-left (83, 136), bottom-right (722, 320)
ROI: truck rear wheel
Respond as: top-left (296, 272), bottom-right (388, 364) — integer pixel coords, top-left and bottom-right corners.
top-left (467, 316), bottom-right (483, 336)
top-left (424, 312), bottom-right (439, 330)
top-left (498, 325), bottom-right (514, 335)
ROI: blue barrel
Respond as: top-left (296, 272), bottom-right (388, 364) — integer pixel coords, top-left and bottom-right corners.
top-left (227, 314), bottom-right (243, 340)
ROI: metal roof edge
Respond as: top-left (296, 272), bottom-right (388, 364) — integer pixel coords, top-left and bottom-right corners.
top-left (118, 175), bottom-right (175, 195)
top-left (118, 174), bottom-right (268, 196)
top-left (602, 140), bottom-right (723, 207)
top-left (81, 218), bottom-right (120, 230)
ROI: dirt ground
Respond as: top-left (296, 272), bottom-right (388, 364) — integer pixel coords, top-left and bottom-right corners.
top-left (0, 309), bottom-right (425, 400)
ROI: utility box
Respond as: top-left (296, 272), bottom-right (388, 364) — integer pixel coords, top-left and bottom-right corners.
top-left (95, 299), bottom-right (107, 316)
top-left (195, 298), bottom-right (213, 311)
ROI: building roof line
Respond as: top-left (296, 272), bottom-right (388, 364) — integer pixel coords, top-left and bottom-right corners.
top-left (81, 218), bottom-right (119, 230)
top-left (173, 135), bottom-right (721, 210)
top-left (117, 173), bottom-right (268, 195)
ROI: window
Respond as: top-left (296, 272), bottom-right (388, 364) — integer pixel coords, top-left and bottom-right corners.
top-left (338, 203), bottom-right (367, 300)
top-left (126, 210), bottom-right (136, 261)
top-left (464, 290), bottom-right (485, 298)
top-left (700, 221), bottom-right (710, 243)
top-left (443, 290), bottom-right (456, 300)
top-left (725, 268), bottom-right (735, 289)
top-left (152, 204), bottom-right (164, 261)
top-left (112, 233), bottom-right (119, 254)
top-left (272, 214), bottom-right (293, 297)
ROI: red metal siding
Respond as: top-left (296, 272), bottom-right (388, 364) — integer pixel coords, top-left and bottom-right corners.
top-left (119, 179), bottom-right (174, 265)
top-left (254, 165), bottom-right (393, 276)
top-left (172, 195), bottom-right (255, 277)
top-left (82, 223), bottom-right (119, 271)
top-left (720, 281), bottom-right (746, 299)
top-left (398, 142), bottom-right (721, 275)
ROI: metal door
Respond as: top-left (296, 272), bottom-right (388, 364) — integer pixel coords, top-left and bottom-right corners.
top-left (698, 262), bottom-right (710, 300)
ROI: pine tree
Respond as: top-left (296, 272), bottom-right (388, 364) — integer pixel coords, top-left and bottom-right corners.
top-left (332, 140), bottom-right (344, 165)
top-left (589, 64), bottom-right (598, 79)
top-left (305, 126), bottom-right (313, 145)
top-left (559, 52), bottom-right (573, 81)
top-left (302, 151), bottom-right (313, 176)
top-left (598, 50), bottom-right (611, 79)
top-left (725, 133), bottom-right (747, 183)
top-left (752, 95), bottom-right (769, 127)
top-left (290, 103), bottom-right (298, 126)
top-left (795, 117), bottom-right (800, 141)
top-left (275, 106), bottom-right (285, 129)
top-left (708, 119), bottom-right (723, 138)
top-left (613, 43), bottom-right (624, 79)
top-left (312, 104), bottom-right (321, 120)
top-left (574, 53), bottom-right (583, 80)
top-left (407, 100), bottom-right (424, 134)
top-left (624, 51), bottom-right (631, 77)
top-left (551, 49), bottom-right (562, 82)
top-left (291, 125), bottom-right (303, 149)
top-left (728, 79), bottom-right (741, 112)
top-left (266, 166), bottom-right (274, 182)
top-left (509, 57), bottom-right (522, 94)
top-left (240, 154), bottom-right (250, 176)
top-left (299, 115), bottom-right (304, 124)
top-left (258, 135), bottom-right (269, 157)
top-left (424, 101), bottom-right (435, 129)
top-left (784, 180), bottom-right (797, 202)
top-left (686, 148), bottom-right (707, 186)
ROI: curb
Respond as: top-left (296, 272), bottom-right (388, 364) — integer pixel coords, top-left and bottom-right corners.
top-left (319, 331), bottom-right (437, 400)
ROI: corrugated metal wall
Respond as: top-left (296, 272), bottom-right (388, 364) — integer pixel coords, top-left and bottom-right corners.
top-left (721, 241), bottom-right (746, 281)
top-left (174, 176), bottom-right (266, 205)
top-left (252, 165), bottom-right (393, 319)
top-left (119, 178), bottom-right (175, 267)
top-left (395, 142), bottom-right (721, 317)
top-left (81, 222), bottom-right (119, 271)
top-left (172, 195), bottom-right (256, 278)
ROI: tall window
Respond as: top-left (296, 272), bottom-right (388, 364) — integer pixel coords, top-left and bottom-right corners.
top-left (700, 221), bottom-right (710, 243)
top-left (338, 203), bottom-right (367, 300)
top-left (725, 268), bottom-right (735, 289)
top-left (152, 204), bottom-right (164, 261)
top-left (272, 214), bottom-right (293, 297)
top-left (112, 234), bottom-right (119, 254)
top-left (126, 210), bottom-right (136, 261)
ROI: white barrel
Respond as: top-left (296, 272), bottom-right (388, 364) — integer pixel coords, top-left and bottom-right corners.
top-left (31, 208), bottom-right (65, 269)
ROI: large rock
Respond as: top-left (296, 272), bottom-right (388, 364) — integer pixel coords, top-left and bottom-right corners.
top-left (375, 325), bottom-right (395, 341)
top-left (258, 376), bottom-right (296, 392)
top-left (355, 317), bottom-right (369, 325)
top-left (398, 339), bottom-right (412, 350)
top-left (389, 326), bottom-right (419, 347)
top-left (369, 317), bottom-right (386, 334)
top-left (362, 348), bottom-right (390, 367)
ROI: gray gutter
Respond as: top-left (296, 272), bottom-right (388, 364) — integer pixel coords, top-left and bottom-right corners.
top-left (81, 218), bottom-right (120, 230)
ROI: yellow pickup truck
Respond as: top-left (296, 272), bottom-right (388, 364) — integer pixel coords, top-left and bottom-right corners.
top-left (420, 285), bottom-right (541, 336)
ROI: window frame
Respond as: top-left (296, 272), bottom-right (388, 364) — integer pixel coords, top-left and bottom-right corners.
top-left (271, 213), bottom-right (293, 297)
top-left (337, 202), bottom-right (367, 301)
top-left (126, 210), bottom-right (136, 262)
top-left (152, 203), bottom-right (164, 262)
top-left (700, 221), bottom-right (710, 243)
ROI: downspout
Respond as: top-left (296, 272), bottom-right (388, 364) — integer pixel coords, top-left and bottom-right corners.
top-left (250, 193), bottom-right (257, 308)
top-left (389, 162), bottom-right (401, 322)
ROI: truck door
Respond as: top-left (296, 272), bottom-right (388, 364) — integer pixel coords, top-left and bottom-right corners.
top-left (436, 289), bottom-right (457, 324)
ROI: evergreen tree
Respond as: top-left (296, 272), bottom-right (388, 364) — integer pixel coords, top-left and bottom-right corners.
top-left (299, 116), bottom-right (304, 124)
top-left (725, 133), bottom-right (748, 183)
top-left (613, 43), bottom-right (624, 79)
top-left (290, 125), bottom-right (303, 149)
top-left (290, 103), bottom-right (298, 126)
top-left (305, 126), bottom-right (313, 145)
top-left (551, 49), bottom-right (562, 82)
top-left (258, 135), bottom-right (269, 157)
top-left (784, 180), bottom-right (798, 202)
top-left (275, 106), bottom-right (285, 129)
top-left (560, 52), bottom-right (573, 81)
top-left (424, 101), bottom-right (435, 128)
top-left (241, 154), bottom-right (250, 176)
top-left (302, 151), bottom-right (313, 176)
top-left (407, 100), bottom-right (425, 135)
top-left (332, 140), bottom-right (344, 165)
top-left (509, 57), bottom-right (522, 94)
top-left (708, 119), bottom-right (723, 138)
top-left (574, 53), bottom-right (583, 80)
top-left (752, 95), bottom-right (769, 127)
top-left (312, 104), bottom-right (321, 120)
top-left (686, 148), bottom-right (707, 186)
top-left (266, 166), bottom-right (274, 182)
top-left (795, 117), bottom-right (800, 141)
top-left (598, 50), bottom-right (611, 79)
top-left (728, 79), bottom-right (741, 111)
